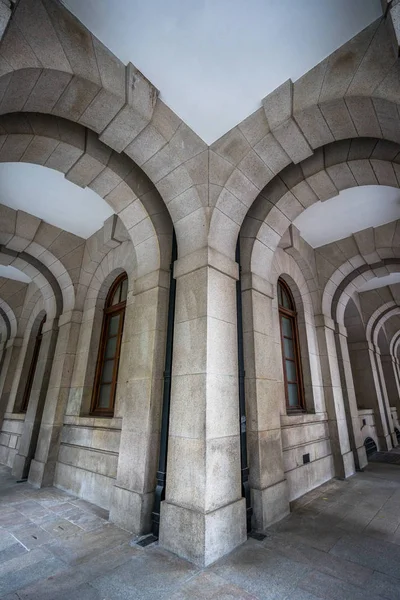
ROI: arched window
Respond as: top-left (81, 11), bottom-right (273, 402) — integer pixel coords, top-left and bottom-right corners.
top-left (91, 273), bottom-right (128, 416)
top-left (278, 278), bottom-right (305, 412)
top-left (21, 316), bottom-right (46, 413)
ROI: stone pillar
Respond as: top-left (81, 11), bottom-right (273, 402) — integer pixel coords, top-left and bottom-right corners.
top-left (109, 270), bottom-right (169, 534)
top-left (12, 319), bottom-right (58, 480)
top-left (315, 315), bottom-right (355, 478)
top-left (373, 346), bottom-right (397, 448)
top-left (0, 1), bottom-right (11, 40)
top-left (335, 325), bottom-right (367, 470)
top-left (381, 353), bottom-right (400, 416)
top-left (347, 339), bottom-right (392, 451)
top-left (0, 337), bottom-right (22, 430)
top-left (28, 311), bottom-right (81, 487)
top-left (241, 272), bottom-right (289, 532)
top-left (159, 249), bottom-right (246, 567)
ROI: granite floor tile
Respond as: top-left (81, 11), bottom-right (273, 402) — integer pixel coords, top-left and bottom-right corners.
top-left (261, 532), bottom-right (372, 586)
top-left (297, 570), bottom-right (385, 600)
top-left (90, 547), bottom-right (199, 600)
top-left (329, 533), bottom-right (400, 579)
top-left (167, 572), bottom-right (258, 599)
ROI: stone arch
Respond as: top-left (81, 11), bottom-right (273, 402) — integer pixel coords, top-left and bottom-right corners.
top-left (210, 16), bottom-right (400, 260)
top-left (0, 0), bottom-right (210, 258)
top-left (12, 301), bottom-right (46, 414)
top-left (0, 112), bottom-right (172, 273)
top-left (244, 138), bottom-right (400, 281)
top-left (0, 298), bottom-right (16, 341)
top-left (366, 303), bottom-right (400, 346)
top-left (332, 261), bottom-right (400, 326)
top-left (0, 242), bottom-right (64, 319)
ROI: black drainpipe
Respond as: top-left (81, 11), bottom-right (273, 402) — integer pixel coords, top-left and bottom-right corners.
top-left (151, 231), bottom-right (177, 538)
top-left (236, 239), bottom-right (252, 533)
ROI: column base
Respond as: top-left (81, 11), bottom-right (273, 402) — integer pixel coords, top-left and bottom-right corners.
top-left (160, 498), bottom-right (246, 567)
top-left (109, 485), bottom-right (154, 535)
top-left (12, 454), bottom-right (31, 480)
top-left (355, 445), bottom-right (368, 471)
top-left (379, 434), bottom-right (393, 452)
top-left (27, 459), bottom-right (56, 488)
top-left (251, 479), bottom-right (289, 532)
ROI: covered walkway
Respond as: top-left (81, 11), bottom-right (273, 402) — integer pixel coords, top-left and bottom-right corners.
top-left (1, 464), bottom-right (400, 599)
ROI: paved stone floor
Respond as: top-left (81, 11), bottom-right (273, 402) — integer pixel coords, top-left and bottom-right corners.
top-left (1, 464), bottom-right (400, 599)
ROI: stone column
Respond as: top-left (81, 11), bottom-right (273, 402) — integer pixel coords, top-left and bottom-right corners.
top-left (373, 346), bottom-right (397, 448)
top-left (315, 315), bottom-right (355, 478)
top-left (0, 1), bottom-right (11, 40)
top-left (12, 319), bottom-right (58, 480)
top-left (335, 325), bottom-right (367, 470)
top-left (28, 311), bottom-right (81, 487)
top-left (241, 272), bottom-right (289, 532)
top-left (109, 270), bottom-right (169, 534)
top-left (0, 337), bottom-right (22, 430)
top-left (347, 339), bottom-right (392, 451)
top-left (381, 353), bottom-right (400, 417)
top-left (159, 249), bottom-right (246, 567)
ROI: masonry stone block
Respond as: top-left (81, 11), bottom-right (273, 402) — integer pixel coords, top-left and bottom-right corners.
top-left (319, 99), bottom-right (357, 141)
top-left (211, 127), bottom-right (251, 167)
top-left (306, 171), bottom-right (338, 202)
top-left (348, 20), bottom-right (396, 96)
top-left (348, 159), bottom-right (378, 186)
top-left (370, 159), bottom-right (398, 187)
top-left (345, 96), bottom-right (382, 139)
top-left (238, 107), bottom-right (270, 146)
top-left (373, 98), bottom-right (400, 144)
top-left (326, 163), bottom-right (357, 191)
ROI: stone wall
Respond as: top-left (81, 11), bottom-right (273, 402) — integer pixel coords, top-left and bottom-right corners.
top-left (0, 414), bottom-right (24, 467)
top-left (359, 409), bottom-right (379, 450)
top-left (54, 416), bottom-right (121, 510)
top-left (281, 413), bottom-right (334, 502)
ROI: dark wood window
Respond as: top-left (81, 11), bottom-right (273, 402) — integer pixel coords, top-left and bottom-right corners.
top-left (21, 316), bottom-right (46, 413)
top-left (90, 273), bottom-right (128, 416)
top-left (278, 279), bottom-right (305, 412)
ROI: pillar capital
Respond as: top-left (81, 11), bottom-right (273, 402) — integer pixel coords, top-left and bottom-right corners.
top-left (133, 268), bottom-right (170, 295)
top-left (241, 271), bottom-right (274, 298)
top-left (174, 246), bottom-right (238, 280)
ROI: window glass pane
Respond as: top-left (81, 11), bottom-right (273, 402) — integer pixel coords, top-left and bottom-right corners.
top-left (98, 384), bottom-right (111, 408)
top-left (285, 360), bottom-right (297, 383)
top-left (282, 287), bottom-right (291, 309)
top-left (288, 383), bottom-right (299, 407)
top-left (105, 336), bottom-right (117, 359)
top-left (110, 287), bottom-right (120, 306)
top-left (101, 359), bottom-right (114, 383)
top-left (284, 337), bottom-right (294, 360)
top-left (281, 316), bottom-right (293, 339)
top-left (120, 277), bottom-right (128, 302)
top-left (108, 314), bottom-right (120, 336)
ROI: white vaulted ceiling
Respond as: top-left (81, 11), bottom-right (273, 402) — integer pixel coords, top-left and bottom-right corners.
top-left (0, 266), bottom-right (31, 283)
top-left (61, 0), bottom-right (382, 144)
top-left (293, 186), bottom-right (400, 249)
top-left (0, 163), bottom-right (114, 239)
top-left (359, 273), bottom-right (400, 293)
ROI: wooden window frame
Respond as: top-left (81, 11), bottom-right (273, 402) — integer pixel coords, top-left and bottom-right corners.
top-left (278, 278), bottom-right (306, 413)
top-left (21, 316), bottom-right (46, 413)
top-left (90, 273), bottom-right (127, 417)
